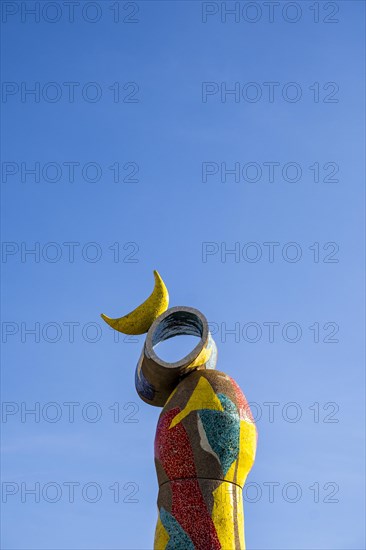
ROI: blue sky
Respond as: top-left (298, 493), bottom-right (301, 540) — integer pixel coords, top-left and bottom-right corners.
top-left (1, 1), bottom-right (365, 549)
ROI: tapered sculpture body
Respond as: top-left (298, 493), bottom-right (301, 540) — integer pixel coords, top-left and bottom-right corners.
top-left (101, 274), bottom-right (257, 550)
top-left (154, 370), bottom-right (256, 549)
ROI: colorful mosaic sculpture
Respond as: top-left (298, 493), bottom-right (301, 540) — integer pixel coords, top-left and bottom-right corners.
top-left (101, 272), bottom-right (257, 550)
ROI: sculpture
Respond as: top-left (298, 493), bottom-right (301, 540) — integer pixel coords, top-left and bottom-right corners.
top-left (102, 271), bottom-right (257, 550)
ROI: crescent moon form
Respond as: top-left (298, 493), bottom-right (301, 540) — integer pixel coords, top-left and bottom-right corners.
top-left (100, 270), bottom-right (169, 335)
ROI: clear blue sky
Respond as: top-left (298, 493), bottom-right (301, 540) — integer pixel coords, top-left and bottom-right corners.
top-left (1, 1), bottom-right (365, 549)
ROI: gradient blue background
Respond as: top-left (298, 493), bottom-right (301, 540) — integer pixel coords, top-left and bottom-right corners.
top-left (1, 1), bottom-right (365, 549)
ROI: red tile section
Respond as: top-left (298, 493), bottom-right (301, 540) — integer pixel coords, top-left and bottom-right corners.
top-left (155, 408), bottom-right (221, 549)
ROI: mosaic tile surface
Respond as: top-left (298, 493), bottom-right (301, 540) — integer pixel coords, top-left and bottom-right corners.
top-left (154, 370), bottom-right (257, 550)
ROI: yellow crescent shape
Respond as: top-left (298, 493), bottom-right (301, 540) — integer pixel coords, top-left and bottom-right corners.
top-left (100, 270), bottom-right (169, 335)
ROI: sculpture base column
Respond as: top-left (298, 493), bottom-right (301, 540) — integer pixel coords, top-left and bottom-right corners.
top-left (155, 478), bottom-right (246, 550)
top-left (154, 369), bottom-right (257, 550)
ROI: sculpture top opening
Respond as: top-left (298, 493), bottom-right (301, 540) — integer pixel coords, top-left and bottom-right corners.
top-left (136, 306), bottom-right (218, 407)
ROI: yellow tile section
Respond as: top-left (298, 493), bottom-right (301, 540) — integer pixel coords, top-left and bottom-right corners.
top-left (224, 420), bottom-right (257, 487)
top-left (169, 376), bottom-right (223, 429)
top-left (237, 420), bottom-right (257, 486)
top-left (237, 490), bottom-right (245, 549)
top-left (154, 515), bottom-right (169, 550)
top-left (224, 456), bottom-right (237, 484)
top-left (211, 482), bottom-right (236, 549)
